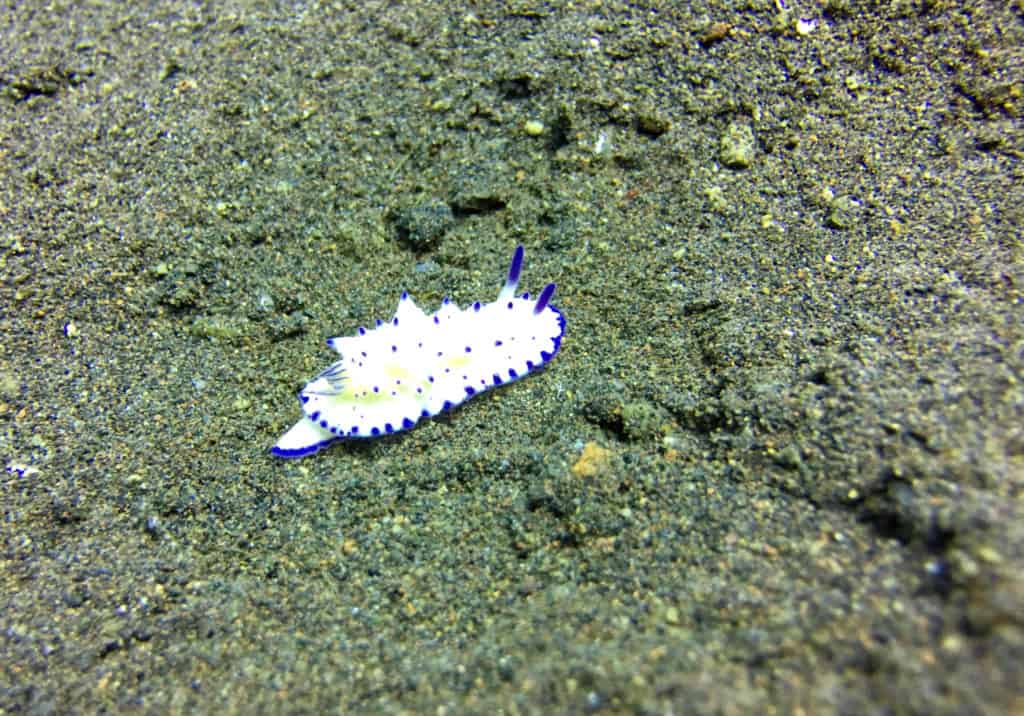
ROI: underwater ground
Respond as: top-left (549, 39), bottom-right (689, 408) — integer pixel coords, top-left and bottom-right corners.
top-left (2, 1), bottom-right (1022, 713)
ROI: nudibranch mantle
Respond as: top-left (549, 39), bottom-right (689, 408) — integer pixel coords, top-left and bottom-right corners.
top-left (272, 245), bottom-right (564, 458)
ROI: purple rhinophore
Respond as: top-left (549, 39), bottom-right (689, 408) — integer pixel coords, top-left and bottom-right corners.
top-left (506, 244), bottom-right (524, 288)
top-left (534, 283), bottom-right (556, 314)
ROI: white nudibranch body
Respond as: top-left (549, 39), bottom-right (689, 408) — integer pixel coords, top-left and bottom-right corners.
top-left (271, 245), bottom-right (565, 458)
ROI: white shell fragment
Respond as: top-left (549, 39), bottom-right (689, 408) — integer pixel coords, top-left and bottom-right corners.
top-left (272, 245), bottom-right (565, 458)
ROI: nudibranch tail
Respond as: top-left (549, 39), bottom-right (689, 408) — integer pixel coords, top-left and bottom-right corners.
top-left (272, 417), bottom-right (338, 458)
top-left (271, 244), bottom-right (565, 458)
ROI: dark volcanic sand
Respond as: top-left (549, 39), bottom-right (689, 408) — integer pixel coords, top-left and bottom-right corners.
top-left (2, 2), bottom-right (1022, 713)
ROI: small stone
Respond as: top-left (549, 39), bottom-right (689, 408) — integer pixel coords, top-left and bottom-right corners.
top-left (826, 195), bottom-right (861, 229)
top-left (636, 109), bottom-right (671, 137)
top-left (621, 400), bottom-right (665, 441)
top-left (392, 200), bottom-right (454, 250)
top-left (773, 443), bottom-right (803, 470)
top-left (190, 316), bottom-right (249, 342)
top-left (523, 119), bottom-right (545, 136)
top-left (571, 442), bottom-right (614, 479)
top-left (719, 122), bottom-right (756, 168)
top-left (704, 185), bottom-right (728, 213)
top-left (700, 21), bottom-right (732, 46)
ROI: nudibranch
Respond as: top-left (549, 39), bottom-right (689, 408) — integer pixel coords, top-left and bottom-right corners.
top-left (271, 245), bottom-right (565, 457)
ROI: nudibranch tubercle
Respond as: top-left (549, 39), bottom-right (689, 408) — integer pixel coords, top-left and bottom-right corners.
top-left (271, 245), bottom-right (565, 458)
